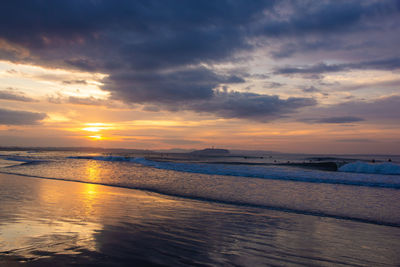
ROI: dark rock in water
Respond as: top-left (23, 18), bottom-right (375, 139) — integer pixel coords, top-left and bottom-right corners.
top-left (280, 162), bottom-right (339, 171)
top-left (190, 148), bottom-right (230, 156)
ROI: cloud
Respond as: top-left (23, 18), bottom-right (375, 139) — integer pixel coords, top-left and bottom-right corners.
top-left (275, 63), bottom-right (345, 75)
top-left (265, 82), bottom-right (284, 88)
top-left (270, 39), bottom-right (341, 59)
top-left (47, 95), bottom-right (111, 107)
top-left (184, 90), bottom-right (316, 122)
top-left (0, 0), bottom-right (399, 122)
top-left (0, 89), bottom-right (37, 102)
top-left (330, 95), bottom-right (400, 122)
top-left (67, 96), bottom-right (108, 106)
top-left (300, 95), bottom-right (400, 124)
top-left (106, 67), bottom-right (244, 104)
top-left (260, 1), bottom-right (399, 36)
top-left (263, 1), bottom-right (400, 57)
top-left (315, 116), bottom-right (365, 124)
top-left (302, 86), bottom-right (321, 93)
top-left (0, 108), bottom-right (46, 125)
top-left (62, 80), bottom-right (88, 85)
top-left (336, 138), bottom-right (376, 143)
top-left (275, 57), bottom-right (400, 75)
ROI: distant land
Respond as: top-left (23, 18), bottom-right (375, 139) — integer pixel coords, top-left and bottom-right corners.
top-left (190, 148), bottom-right (230, 156)
top-left (1, 146), bottom-right (396, 157)
top-left (0, 146), bottom-right (281, 155)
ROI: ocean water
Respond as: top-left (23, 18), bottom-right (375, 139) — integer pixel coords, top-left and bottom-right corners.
top-left (0, 150), bottom-right (400, 226)
top-left (1, 149), bottom-right (400, 265)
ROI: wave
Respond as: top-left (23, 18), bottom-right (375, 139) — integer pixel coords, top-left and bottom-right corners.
top-left (3, 157), bottom-right (34, 163)
top-left (3, 156), bottom-right (400, 226)
top-left (0, 156), bottom-right (44, 167)
top-left (1, 170), bottom-right (399, 227)
top-left (339, 161), bottom-right (400, 175)
top-left (68, 156), bottom-right (400, 188)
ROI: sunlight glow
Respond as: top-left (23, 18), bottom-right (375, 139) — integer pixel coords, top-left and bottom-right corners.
top-left (88, 135), bottom-right (103, 140)
top-left (82, 123), bottom-right (115, 133)
top-left (0, 60), bottom-right (109, 99)
top-left (82, 127), bottom-right (103, 132)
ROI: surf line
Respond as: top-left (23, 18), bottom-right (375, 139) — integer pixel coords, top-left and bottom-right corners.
top-left (1, 171), bottom-right (399, 228)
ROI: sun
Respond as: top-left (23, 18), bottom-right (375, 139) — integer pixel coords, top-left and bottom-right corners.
top-left (82, 123), bottom-right (111, 133)
top-left (88, 135), bottom-right (103, 140)
top-left (82, 127), bottom-right (102, 132)
top-left (81, 123), bottom-right (114, 141)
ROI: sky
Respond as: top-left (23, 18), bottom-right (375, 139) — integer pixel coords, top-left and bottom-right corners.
top-left (0, 0), bottom-right (399, 154)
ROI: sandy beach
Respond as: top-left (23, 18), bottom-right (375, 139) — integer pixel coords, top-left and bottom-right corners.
top-left (1, 172), bottom-right (400, 266)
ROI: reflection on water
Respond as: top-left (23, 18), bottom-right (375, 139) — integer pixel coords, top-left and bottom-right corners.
top-left (4, 158), bottom-right (400, 226)
top-left (0, 220), bottom-right (100, 258)
top-left (85, 160), bottom-right (109, 183)
top-left (1, 173), bottom-right (400, 266)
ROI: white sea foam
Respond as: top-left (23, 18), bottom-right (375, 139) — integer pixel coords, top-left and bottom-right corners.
top-left (338, 161), bottom-right (400, 175)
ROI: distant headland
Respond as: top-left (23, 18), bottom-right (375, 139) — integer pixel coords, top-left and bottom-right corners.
top-left (189, 148), bottom-right (230, 156)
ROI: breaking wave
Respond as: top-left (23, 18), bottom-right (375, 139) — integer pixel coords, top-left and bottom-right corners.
top-left (339, 161), bottom-right (400, 175)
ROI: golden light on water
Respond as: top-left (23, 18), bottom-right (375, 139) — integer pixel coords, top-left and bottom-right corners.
top-left (84, 183), bottom-right (97, 195)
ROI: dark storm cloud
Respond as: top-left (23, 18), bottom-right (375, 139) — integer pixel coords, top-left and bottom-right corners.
top-left (275, 57), bottom-right (400, 75)
top-left (106, 67), bottom-right (245, 104)
top-left (264, 1), bottom-right (400, 59)
top-left (0, 0), bottom-right (399, 121)
top-left (259, 0), bottom-right (400, 36)
top-left (185, 91), bottom-right (316, 122)
top-left (0, 0), bottom-right (271, 69)
top-left (275, 63), bottom-right (346, 75)
top-left (0, 108), bottom-right (46, 125)
top-left (0, 89), bottom-right (36, 102)
top-left (316, 116), bottom-right (365, 124)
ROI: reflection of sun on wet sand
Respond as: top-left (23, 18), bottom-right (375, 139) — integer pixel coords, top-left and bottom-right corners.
top-left (0, 173), bottom-right (181, 264)
top-left (1, 173), bottom-right (400, 266)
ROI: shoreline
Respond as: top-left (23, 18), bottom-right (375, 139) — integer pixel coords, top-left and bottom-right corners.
top-left (2, 171), bottom-right (400, 228)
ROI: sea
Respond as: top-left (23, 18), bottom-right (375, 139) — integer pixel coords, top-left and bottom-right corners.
top-left (1, 149), bottom-right (400, 266)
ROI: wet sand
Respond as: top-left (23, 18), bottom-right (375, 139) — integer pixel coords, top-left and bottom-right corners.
top-left (1, 173), bottom-right (400, 266)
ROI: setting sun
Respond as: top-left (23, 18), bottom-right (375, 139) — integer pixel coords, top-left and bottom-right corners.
top-left (80, 123), bottom-right (115, 140)
top-left (82, 127), bottom-right (102, 132)
top-left (82, 123), bottom-right (113, 133)
top-left (88, 135), bottom-right (103, 140)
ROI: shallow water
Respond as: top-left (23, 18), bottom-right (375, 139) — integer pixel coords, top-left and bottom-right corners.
top-left (1, 153), bottom-right (400, 225)
top-left (1, 173), bottom-right (400, 266)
